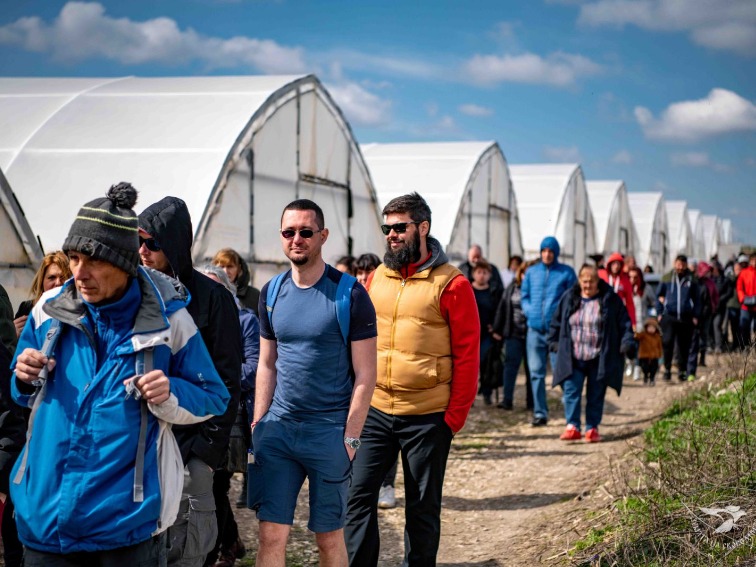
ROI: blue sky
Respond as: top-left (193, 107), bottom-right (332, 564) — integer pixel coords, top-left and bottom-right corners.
top-left (1, 0), bottom-right (754, 243)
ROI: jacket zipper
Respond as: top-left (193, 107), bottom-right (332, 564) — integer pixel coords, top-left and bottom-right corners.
top-left (387, 278), bottom-right (407, 413)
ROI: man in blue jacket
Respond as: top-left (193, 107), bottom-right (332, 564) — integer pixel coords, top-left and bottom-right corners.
top-left (656, 254), bottom-right (700, 381)
top-left (521, 237), bottom-right (577, 426)
top-left (11, 184), bottom-right (229, 566)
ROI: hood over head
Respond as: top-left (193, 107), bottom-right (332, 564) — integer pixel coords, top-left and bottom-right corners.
top-left (607, 252), bottom-right (624, 269)
top-left (643, 317), bottom-right (660, 333)
top-left (540, 236), bottom-right (560, 260)
top-left (697, 261), bottom-right (712, 278)
top-left (138, 197), bottom-right (194, 282)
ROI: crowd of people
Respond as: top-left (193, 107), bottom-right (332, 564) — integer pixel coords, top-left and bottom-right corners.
top-left (0, 182), bottom-right (753, 567)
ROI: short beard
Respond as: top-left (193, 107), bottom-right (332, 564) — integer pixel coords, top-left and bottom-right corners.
top-left (384, 230), bottom-right (421, 271)
top-left (290, 255), bottom-right (308, 266)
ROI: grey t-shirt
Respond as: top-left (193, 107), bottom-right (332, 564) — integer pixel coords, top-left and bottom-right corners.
top-left (259, 265), bottom-right (376, 423)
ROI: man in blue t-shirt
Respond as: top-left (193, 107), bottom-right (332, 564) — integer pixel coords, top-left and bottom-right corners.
top-left (249, 199), bottom-right (377, 566)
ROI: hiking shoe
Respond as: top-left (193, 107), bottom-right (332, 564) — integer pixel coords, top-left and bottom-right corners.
top-left (560, 424), bottom-right (582, 441)
top-left (687, 374), bottom-right (696, 382)
top-left (633, 366), bottom-right (641, 381)
top-left (378, 485), bottom-right (397, 509)
top-left (663, 372), bottom-right (672, 381)
top-left (483, 394), bottom-right (492, 406)
top-left (497, 400), bottom-right (513, 410)
top-left (585, 428), bottom-right (601, 443)
top-left (531, 416), bottom-right (548, 427)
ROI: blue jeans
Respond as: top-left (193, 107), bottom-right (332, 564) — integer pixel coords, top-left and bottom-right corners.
top-left (740, 310), bottom-right (755, 346)
top-left (526, 328), bottom-right (556, 419)
top-left (560, 358), bottom-right (607, 430)
top-left (503, 337), bottom-right (531, 406)
top-left (479, 334), bottom-right (493, 397)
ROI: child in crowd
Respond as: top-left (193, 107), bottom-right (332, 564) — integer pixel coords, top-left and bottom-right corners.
top-left (635, 318), bottom-right (663, 386)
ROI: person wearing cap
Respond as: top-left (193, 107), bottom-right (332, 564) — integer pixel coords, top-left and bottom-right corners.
top-left (737, 252), bottom-right (756, 346)
top-left (10, 184), bottom-right (229, 565)
top-left (521, 236), bottom-right (577, 426)
top-left (138, 197), bottom-right (242, 567)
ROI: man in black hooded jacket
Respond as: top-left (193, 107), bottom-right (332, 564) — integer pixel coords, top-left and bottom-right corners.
top-left (138, 197), bottom-right (242, 567)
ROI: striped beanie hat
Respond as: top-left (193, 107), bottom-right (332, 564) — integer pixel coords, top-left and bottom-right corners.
top-left (63, 182), bottom-right (140, 276)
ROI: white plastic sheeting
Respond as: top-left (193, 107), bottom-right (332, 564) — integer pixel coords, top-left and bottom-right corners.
top-left (509, 164), bottom-right (596, 267)
top-left (687, 209), bottom-right (706, 260)
top-left (361, 141), bottom-right (523, 268)
top-left (664, 201), bottom-right (694, 257)
top-left (701, 215), bottom-right (721, 260)
top-left (626, 192), bottom-right (670, 272)
top-left (0, 167), bottom-right (43, 307)
top-left (585, 180), bottom-right (639, 257)
top-left (0, 76), bottom-right (384, 288)
top-left (720, 219), bottom-right (733, 245)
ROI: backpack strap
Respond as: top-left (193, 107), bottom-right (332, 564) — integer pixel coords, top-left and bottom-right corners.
top-left (335, 272), bottom-right (356, 345)
top-left (132, 347), bottom-right (153, 503)
top-left (14, 319), bottom-right (63, 485)
top-left (265, 270), bottom-right (290, 336)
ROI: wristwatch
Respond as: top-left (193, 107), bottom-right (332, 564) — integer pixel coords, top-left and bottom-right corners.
top-left (344, 436), bottom-right (361, 450)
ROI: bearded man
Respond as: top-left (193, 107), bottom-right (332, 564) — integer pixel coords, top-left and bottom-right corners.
top-left (344, 192), bottom-right (479, 566)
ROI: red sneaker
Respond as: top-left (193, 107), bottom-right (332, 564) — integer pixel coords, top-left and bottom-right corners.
top-left (560, 424), bottom-right (582, 441)
top-left (585, 428), bottom-right (601, 443)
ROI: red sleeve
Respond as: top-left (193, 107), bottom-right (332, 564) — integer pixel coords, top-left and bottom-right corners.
top-left (622, 275), bottom-right (636, 327)
top-left (439, 274), bottom-right (480, 433)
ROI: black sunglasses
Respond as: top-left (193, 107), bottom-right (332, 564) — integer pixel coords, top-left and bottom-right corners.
top-left (380, 221), bottom-right (419, 235)
top-left (139, 237), bottom-right (161, 252)
top-left (280, 228), bottom-right (322, 239)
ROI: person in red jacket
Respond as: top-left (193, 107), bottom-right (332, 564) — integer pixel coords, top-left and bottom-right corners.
top-left (737, 252), bottom-right (756, 345)
top-left (600, 253), bottom-right (636, 328)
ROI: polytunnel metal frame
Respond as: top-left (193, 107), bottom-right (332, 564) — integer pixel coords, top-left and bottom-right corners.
top-left (664, 200), bottom-right (694, 258)
top-left (195, 75), bottom-right (380, 265)
top-left (626, 192), bottom-right (670, 273)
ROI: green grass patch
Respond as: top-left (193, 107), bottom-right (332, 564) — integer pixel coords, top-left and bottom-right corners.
top-left (571, 372), bottom-right (756, 565)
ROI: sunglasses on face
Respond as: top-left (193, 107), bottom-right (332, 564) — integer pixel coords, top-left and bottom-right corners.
top-left (280, 228), bottom-right (322, 239)
top-left (139, 237), bottom-right (161, 252)
top-left (380, 221), bottom-right (419, 235)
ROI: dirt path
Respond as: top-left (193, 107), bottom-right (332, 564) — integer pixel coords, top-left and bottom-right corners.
top-left (231, 361), bottom-right (729, 566)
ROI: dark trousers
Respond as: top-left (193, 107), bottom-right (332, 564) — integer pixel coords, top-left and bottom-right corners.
top-left (740, 309), bottom-right (755, 346)
top-left (382, 458), bottom-right (399, 488)
top-left (204, 470), bottom-right (239, 566)
top-left (713, 311), bottom-right (726, 351)
top-left (2, 498), bottom-right (23, 567)
top-left (639, 358), bottom-right (659, 383)
top-left (661, 316), bottom-right (694, 378)
top-left (502, 337), bottom-right (533, 408)
top-left (345, 407), bottom-right (453, 567)
top-left (24, 533), bottom-right (167, 567)
top-left (729, 307), bottom-right (746, 349)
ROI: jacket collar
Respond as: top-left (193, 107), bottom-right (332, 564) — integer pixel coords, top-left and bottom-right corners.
top-left (383, 237), bottom-right (449, 280)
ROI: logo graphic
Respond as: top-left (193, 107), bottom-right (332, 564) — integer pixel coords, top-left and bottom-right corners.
top-left (698, 506), bottom-right (747, 534)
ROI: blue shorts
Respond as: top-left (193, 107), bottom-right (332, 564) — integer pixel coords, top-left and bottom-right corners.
top-left (247, 413), bottom-right (352, 533)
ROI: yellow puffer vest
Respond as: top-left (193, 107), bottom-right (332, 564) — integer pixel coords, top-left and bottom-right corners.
top-left (369, 262), bottom-right (461, 415)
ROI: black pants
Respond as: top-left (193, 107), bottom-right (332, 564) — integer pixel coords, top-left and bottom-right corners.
top-left (661, 316), bottom-right (695, 378)
top-left (24, 533), bottom-right (167, 567)
top-left (345, 408), bottom-right (453, 567)
top-left (639, 358), bottom-right (658, 383)
top-left (2, 498), bottom-right (23, 567)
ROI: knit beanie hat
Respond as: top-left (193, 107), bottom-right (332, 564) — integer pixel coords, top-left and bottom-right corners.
top-left (62, 182), bottom-right (140, 276)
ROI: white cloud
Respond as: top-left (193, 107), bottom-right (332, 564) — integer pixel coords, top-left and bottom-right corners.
top-left (635, 88), bottom-right (756, 142)
top-left (458, 103), bottom-right (494, 117)
top-left (578, 0), bottom-right (756, 57)
top-left (325, 81), bottom-right (392, 127)
top-left (323, 49), bottom-right (442, 81)
top-left (491, 21), bottom-right (518, 41)
top-left (543, 145), bottom-right (582, 162)
top-left (0, 1), bottom-right (306, 73)
top-left (464, 51), bottom-right (602, 87)
top-left (611, 149), bottom-right (633, 164)
top-left (670, 151), bottom-right (730, 172)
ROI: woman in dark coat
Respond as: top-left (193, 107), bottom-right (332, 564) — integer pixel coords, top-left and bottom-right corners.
top-left (548, 264), bottom-right (635, 443)
top-left (492, 260), bottom-right (534, 410)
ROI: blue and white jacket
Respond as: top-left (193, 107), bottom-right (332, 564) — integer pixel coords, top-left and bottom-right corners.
top-left (521, 237), bottom-right (578, 333)
top-left (10, 267), bottom-right (229, 554)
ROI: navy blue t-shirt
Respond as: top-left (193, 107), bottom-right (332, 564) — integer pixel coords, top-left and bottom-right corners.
top-left (258, 265), bottom-right (377, 423)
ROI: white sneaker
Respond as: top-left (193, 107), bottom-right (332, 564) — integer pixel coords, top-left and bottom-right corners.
top-left (633, 366), bottom-right (641, 381)
top-left (378, 485), bottom-right (396, 509)
top-left (625, 363), bottom-right (633, 377)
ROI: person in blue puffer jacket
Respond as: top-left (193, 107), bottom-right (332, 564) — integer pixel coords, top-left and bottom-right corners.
top-left (10, 184), bottom-right (229, 566)
top-left (521, 236), bottom-right (577, 426)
